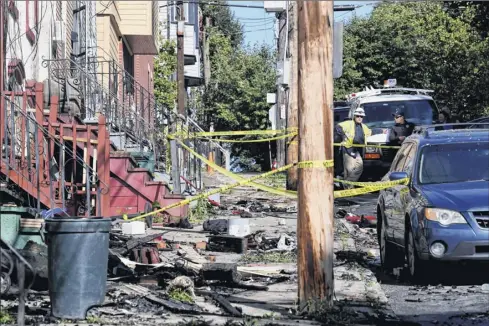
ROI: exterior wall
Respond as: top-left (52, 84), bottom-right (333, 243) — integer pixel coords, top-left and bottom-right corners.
top-left (168, 24), bottom-right (196, 57)
top-left (159, 1), bottom-right (169, 40)
top-left (118, 1), bottom-right (154, 36)
top-left (3, 1), bottom-right (75, 86)
top-left (96, 1), bottom-right (121, 61)
top-left (166, 1), bottom-right (201, 80)
top-left (134, 54), bottom-right (154, 125)
top-left (185, 50), bottom-right (201, 79)
top-left (62, 1), bottom-right (74, 58)
top-left (96, 1), bottom-right (122, 91)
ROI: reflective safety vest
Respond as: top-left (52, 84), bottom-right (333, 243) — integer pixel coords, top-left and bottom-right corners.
top-left (338, 120), bottom-right (372, 149)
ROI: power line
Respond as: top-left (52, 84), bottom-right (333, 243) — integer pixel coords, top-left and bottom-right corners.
top-left (160, 1), bottom-right (361, 11)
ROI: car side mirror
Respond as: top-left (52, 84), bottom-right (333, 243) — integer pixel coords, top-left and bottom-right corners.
top-left (389, 171), bottom-right (408, 181)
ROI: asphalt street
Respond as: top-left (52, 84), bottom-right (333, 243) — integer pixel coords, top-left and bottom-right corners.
top-left (344, 193), bottom-right (489, 326)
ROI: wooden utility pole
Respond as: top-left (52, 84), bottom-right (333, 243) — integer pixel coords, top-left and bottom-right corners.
top-left (286, 2), bottom-right (298, 190)
top-left (297, 0), bottom-right (334, 310)
top-left (177, 0), bottom-right (185, 116)
top-left (0, 0), bottom-right (4, 162)
top-left (275, 10), bottom-right (287, 167)
top-left (171, 0), bottom-right (186, 194)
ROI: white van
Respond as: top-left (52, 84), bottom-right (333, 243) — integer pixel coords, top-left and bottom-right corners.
top-left (346, 85), bottom-right (439, 172)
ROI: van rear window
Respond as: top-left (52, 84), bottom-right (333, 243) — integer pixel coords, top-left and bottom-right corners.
top-left (361, 100), bottom-right (437, 128)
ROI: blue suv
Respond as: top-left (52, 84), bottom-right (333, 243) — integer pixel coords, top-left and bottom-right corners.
top-left (376, 124), bottom-right (489, 280)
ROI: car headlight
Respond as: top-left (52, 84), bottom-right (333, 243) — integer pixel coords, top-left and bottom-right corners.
top-left (425, 208), bottom-right (467, 225)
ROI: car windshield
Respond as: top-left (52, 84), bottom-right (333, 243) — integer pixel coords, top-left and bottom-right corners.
top-left (360, 100), bottom-right (437, 128)
top-left (418, 142), bottom-right (489, 184)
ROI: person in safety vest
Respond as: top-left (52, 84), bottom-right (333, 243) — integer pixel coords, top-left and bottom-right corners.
top-left (335, 107), bottom-right (372, 186)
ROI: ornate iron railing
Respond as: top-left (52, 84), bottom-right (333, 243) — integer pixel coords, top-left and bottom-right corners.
top-left (0, 88), bottom-right (110, 217)
top-left (41, 57), bottom-right (154, 152)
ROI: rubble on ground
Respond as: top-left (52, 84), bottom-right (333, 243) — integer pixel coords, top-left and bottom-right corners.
top-left (0, 173), bottom-right (398, 325)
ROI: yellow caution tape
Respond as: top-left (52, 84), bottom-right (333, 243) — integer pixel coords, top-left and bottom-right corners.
top-left (297, 160), bottom-right (334, 169)
top-left (333, 178), bottom-right (409, 198)
top-left (123, 129), bottom-right (409, 220)
top-left (171, 128), bottom-right (297, 139)
top-left (124, 174), bottom-right (408, 222)
top-left (333, 178), bottom-right (409, 187)
top-left (174, 138), bottom-right (407, 198)
top-left (124, 161), bottom-right (299, 222)
top-left (175, 138), bottom-right (298, 197)
top-left (287, 141), bottom-right (401, 149)
top-left (192, 132), bottom-right (296, 143)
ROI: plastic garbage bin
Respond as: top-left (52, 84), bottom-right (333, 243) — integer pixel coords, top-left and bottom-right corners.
top-left (45, 218), bottom-right (111, 319)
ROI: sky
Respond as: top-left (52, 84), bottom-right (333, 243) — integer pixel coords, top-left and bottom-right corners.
top-left (230, 1), bottom-right (376, 46)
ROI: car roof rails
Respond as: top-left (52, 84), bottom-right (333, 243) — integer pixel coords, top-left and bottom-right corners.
top-left (413, 122), bottom-right (489, 138)
top-left (346, 86), bottom-right (434, 102)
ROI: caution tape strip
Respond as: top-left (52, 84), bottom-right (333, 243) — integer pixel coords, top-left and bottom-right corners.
top-left (288, 140), bottom-right (401, 149)
top-left (175, 138), bottom-right (299, 197)
top-left (170, 128), bottom-right (401, 149)
top-left (123, 161), bottom-right (294, 222)
top-left (192, 132), bottom-right (296, 143)
top-left (172, 129), bottom-right (297, 138)
top-left (332, 178), bottom-right (409, 187)
top-left (125, 173), bottom-right (409, 222)
top-left (176, 138), bottom-right (408, 198)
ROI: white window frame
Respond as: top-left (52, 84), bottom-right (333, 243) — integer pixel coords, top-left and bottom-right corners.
top-left (171, 2), bottom-right (189, 23)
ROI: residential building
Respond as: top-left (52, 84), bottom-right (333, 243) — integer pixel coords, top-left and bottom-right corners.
top-left (0, 1), bottom-right (188, 221)
top-left (160, 0), bottom-right (203, 94)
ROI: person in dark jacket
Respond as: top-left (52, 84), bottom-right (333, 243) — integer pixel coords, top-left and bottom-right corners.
top-left (435, 111), bottom-right (453, 130)
top-left (388, 109), bottom-right (415, 146)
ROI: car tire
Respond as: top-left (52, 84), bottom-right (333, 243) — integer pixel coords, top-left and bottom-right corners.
top-left (378, 209), bottom-right (398, 273)
top-left (406, 227), bottom-right (428, 282)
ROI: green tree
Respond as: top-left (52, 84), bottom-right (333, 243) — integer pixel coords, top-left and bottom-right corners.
top-left (198, 27), bottom-right (276, 169)
top-left (153, 38), bottom-right (177, 167)
top-left (200, 1), bottom-right (244, 47)
top-left (154, 39), bottom-right (177, 114)
top-left (335, 2), bottom-right (489, 119)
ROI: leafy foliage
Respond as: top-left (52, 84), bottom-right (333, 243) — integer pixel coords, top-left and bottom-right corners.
top-left (445, 1), bottom-right (489, 39)
top-left (200, 0), bottom-right (244, 47)
top-left (154, 39), bottom-right (177, 115)
top-left (198, 3), bottom-right (277, 169)
top-left (335, 2), bottom-right (489, 120)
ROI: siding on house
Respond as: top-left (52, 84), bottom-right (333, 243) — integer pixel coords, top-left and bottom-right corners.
top-left (118, 1), bottom-right (153, 36)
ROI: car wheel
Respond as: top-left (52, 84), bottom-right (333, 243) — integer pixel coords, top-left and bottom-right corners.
top-left (379, 209), bottom-right (398, 273)
top-left (406, 228), bottom-right (427, 282)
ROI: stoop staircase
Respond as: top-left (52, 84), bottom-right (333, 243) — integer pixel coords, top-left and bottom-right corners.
top-left (0, 58), bottom-right (188, 219)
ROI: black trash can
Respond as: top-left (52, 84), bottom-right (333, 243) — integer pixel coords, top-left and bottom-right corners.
top-left (45, 218), bottom-right (111, 319)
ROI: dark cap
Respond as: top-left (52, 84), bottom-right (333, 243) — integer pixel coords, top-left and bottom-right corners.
top-left (392, 108), bottom-right (405, 117)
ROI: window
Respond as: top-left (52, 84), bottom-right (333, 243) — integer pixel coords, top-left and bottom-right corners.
top-left (418, 142), bottom-right (489, 184)
top-left (402, 144), bottom-right (417, 175)
top-left (123, 42), bottom-right (134, 94)
top-left (170, 2), bottom-right (190, 23)
top-left (360, 100), bottom-right (437, 129)
top-left (391, 143), bottom-right (414, 172)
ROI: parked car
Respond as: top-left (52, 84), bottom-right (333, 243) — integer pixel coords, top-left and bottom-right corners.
top-left (376, 124), bottom-right (489, 280)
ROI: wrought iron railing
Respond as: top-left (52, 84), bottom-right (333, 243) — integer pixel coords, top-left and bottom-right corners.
top-left (84, 48), bottom-right (230, 186)
top-left (41, 57), bottom-right (154, 152)
top-left (0, 91), bottom-right (109, 217)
